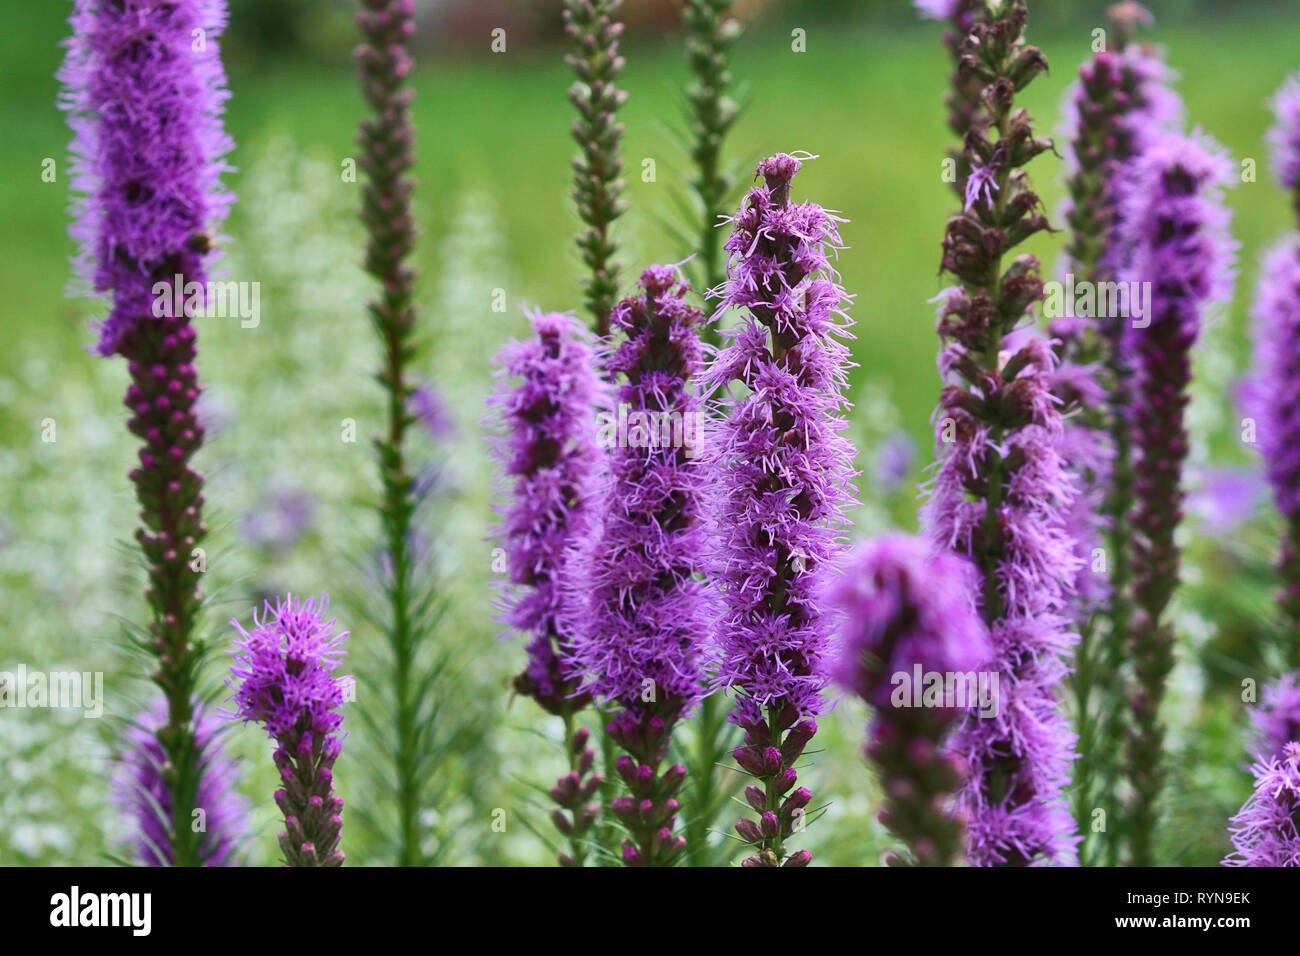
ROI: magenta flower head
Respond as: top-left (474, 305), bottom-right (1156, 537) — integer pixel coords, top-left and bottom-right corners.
top-left (488, 310), bottom-right (602, 715)
top-left (227, 593), bottom-right (350, 867)
top-left (565, 265), bottom-right (710, 866)
top-left (707, 152), bottom-right (856, 867)
top-left (60, 0), bottom-right (233, 356)
top-left (1223, 742), bottom-right (1300, 867)
top-left (832, 535), bottom-right (989, 866)
top-left (111, 698), bottom-right (247, 867)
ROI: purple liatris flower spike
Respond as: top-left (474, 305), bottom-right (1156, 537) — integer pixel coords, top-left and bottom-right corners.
top-left (832, 535), bottom-right (989, 867)
top-left (227, 594), bottom-right (351, 867)
top-left (923, 2), bottom-right (1081, 867)
top-left (707, 152), bottom-right (856, 867)
top-left (1252, 238), bottom-right (1300, 646)
top-left (1055, 7), bottom-right (1181, 862)
top-left (1117, 129), bottom-right (1236, 865)
top-left (112, 698), bottom-right (247, 867)
top-left (488, 309), bottom-right (603, 864)
top-left (59, 0), bottom-right (232, 868)
top-left (565, 265), bottom-right (710, 866)
top-left (60, 0), bottom-right (234, 357)
top-left (490, 310), bottom-right (601, 713)
top-left (1223, 742), bottom-right (1300, 867)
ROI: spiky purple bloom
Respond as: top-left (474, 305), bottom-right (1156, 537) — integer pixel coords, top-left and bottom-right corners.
top-left (60, 0), bottom-right (234, 356)
top-left (925, 333), bottom-right (1083, 866)
top-left (923, 2), bottom-right (1080, 867)
top-left (707, 153), bottom-right (855, 867)
top-left (490, 310), bottom-right (601, 712)
top-left (59, 0), bottom-right (232, 868)
top-left (1252, 675), bottom-right (1300, 762)
top-left (1117, 129), bottom-right (1236, 865)
top-left (832, 535), bottom-right (989, 866)
top-left (1055, 11), bottom-right (1181, 862)
top-left (112, 698), bottom-right (247, 867)
top-left (1251, 237), bottom-right (1300, 646)
top-left (565, 265), bottom-right (709, 866)
top-left (1268, 72), bottom-right (1300, 196)
top-left (1223, 742), bottom-right (1300, 867)
top-left (227, 594), bottom-right (350, 867)
top-left (488, 309), bottom-right (603, 864)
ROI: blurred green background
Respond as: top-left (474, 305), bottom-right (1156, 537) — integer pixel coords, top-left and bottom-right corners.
top-left (2, 0), bottom-right (1298, 866)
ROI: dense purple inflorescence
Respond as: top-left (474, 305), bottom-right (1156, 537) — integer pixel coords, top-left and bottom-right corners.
top-left (59, 0), bottom-right (233, 869)
top-left (832, 534), bottom-right (989, 866)
top-left (60, 0), bottom-right (233, 356)
top-left (1223, 742), bottom-right (1300, 867)
top-left (925, 331), bottom-right (1083, 866)
top-left (567, 265), bottom-right (710, 865)
top-left (228, 593), bottom-right (350, 867)
top-left (488, 309), bottom-right (604, 865)
top-left (489, 311), bottom-right (602, 713)
top-left (1117, 129), bottom-right (1236, 864)
top-left (112, 699), bottom-right (246, 867)
top-left (707, 152), bottom-right (855, 867)
top-left (922, 1), bottom-right (1082, 867)
top-left (1250, 237), bottom-right (1300, 644)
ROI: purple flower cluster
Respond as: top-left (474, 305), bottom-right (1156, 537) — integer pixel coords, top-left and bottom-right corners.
top-left (1250, 237), bottom-right (1300, 635)
top-left (489, 310), bottom-right (602, 714)
top-left (1223, 742), bottom-right (1300, 867)
top-left (832, 535), bottom-right (989, 866)
top-left (60, 0), bottom-right (233, 869)
top-left (60, 0), bottom-right (233, 356)
top-left (1252, 675), bottom-right (1300, 763)
top-left (227, 594), bottom-right (350, 867)
top-left (112, 699), bottom-right (246, 867)
top-left (566, 265), bottom-right (709, 865)
top-left (925, 332), bottom-right (1083, 866)
top-left (1117, 129), bottom-right (1236, 864)
top-left (707, 152), bottom-right (855, 866)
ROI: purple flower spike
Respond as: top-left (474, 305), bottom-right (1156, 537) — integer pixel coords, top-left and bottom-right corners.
top-left (1252, 238), bottom-right (1300, 657)
top-left (832, 535), bottom-right (989, 866)
top-left (60, 0), bottom-right (232, 868)
top-left (1223, 742), bottom-right (1300, 867)
top-left (488, 309), bottom-right (604, 864)
top-left (566, 265), bottom-right (710, 866)
top-left (60, 0), bottom-right (234, 356)
top-left (707, 153), bottom-right (856, 866)
top-left (489, 310), bottom-right (601, 714)
top-left (112, 699), bottom-right (247, 867)
top-left (227, 593), bottom-right (350, 867)
top-left (1117, 129), bottom-right (1236, 865)
top-left (923, 3), bottom-right (1081, 867)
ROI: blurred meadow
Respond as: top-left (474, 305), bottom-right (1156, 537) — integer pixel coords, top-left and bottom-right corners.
top-left (2, 0), bottom-right (1299, 865)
